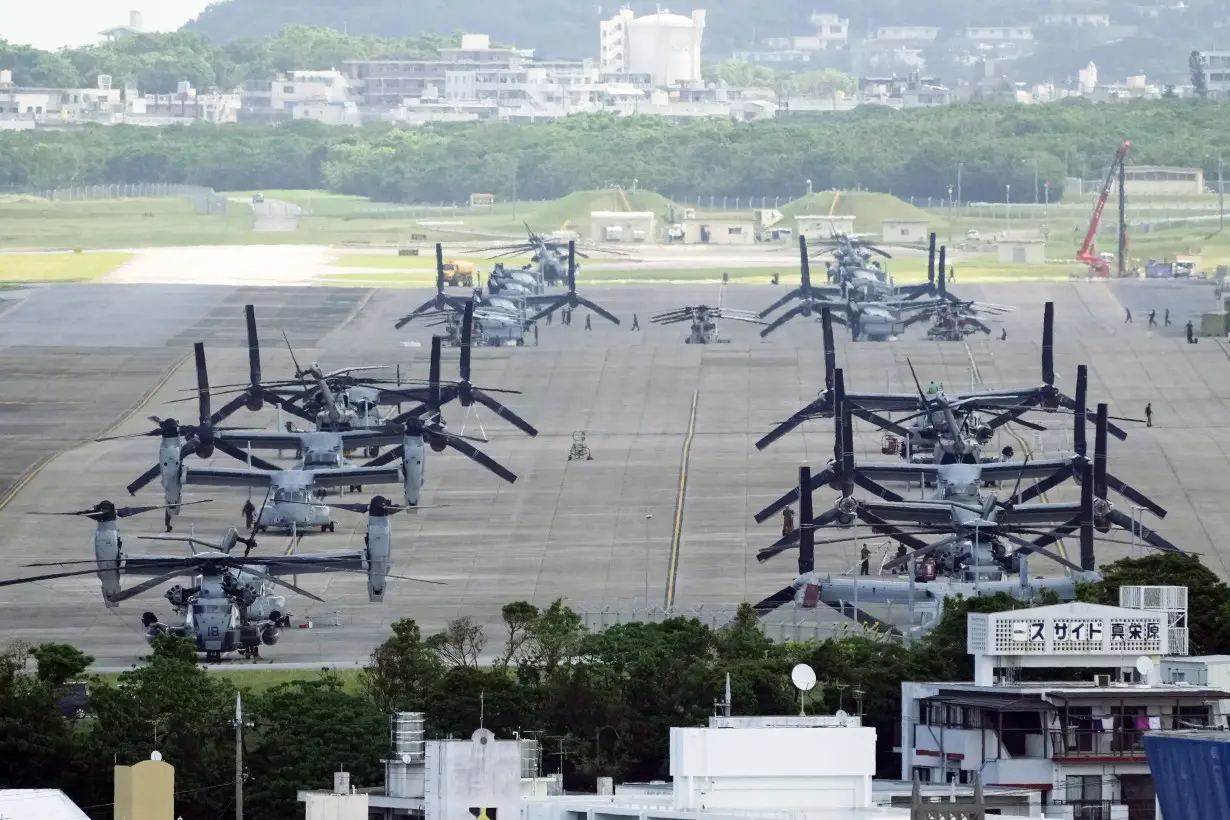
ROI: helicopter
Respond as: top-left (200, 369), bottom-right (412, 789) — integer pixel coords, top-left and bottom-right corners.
top-left (650, 280), bottom-right (765, 343)
top-left (475, 222), bottom-right (631, 288)
top-left (10, 496), bottom-right (439, 662)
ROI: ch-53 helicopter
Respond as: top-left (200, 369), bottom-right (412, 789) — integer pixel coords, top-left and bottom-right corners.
top-left (476, 222), bottom-right (632, 288)
top-left (651, 280), bottom-right (765, 343)
top-left (7, 495), bottom-right (438, 662)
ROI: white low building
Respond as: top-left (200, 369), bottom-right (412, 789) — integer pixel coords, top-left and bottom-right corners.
top-left (901, 592), bottom-right (1222, 820)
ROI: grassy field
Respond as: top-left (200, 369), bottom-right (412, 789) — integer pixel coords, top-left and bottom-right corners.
top-left (0, 251), bottom-right (133, 282)
top-left (0, 196), bottom-right (256, 250)
top-left (95, 666), bottom-right (363, 693)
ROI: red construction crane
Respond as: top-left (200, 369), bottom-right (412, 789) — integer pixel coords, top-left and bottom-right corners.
top-left (1077, 140), bottom-right (1131, 277)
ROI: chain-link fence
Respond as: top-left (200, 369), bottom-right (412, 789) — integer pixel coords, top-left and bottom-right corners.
top-left (3, 183), bottom-right (229, 215)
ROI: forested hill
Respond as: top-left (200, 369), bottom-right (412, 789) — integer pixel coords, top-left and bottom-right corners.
top-left (185, 0), bottom-right (1057, 58)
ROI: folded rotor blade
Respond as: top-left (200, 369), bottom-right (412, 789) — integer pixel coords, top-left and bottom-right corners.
top-left (576, 296), bottom-right (621, 326)
top-left (1007, 466), bottom-right (1074, 506)
top-left (754, 395), bottom-right (829, 451)
top-left (753, 464), bottom-right (835, 523)
top-left (759, 287), bottom-right (802, 318)
top-left (999, 532), bottom-right (1085, 574)
top-left (365, 445), bottom-right (405, 468)
top-left (528, 296), bottom-right (568, 324)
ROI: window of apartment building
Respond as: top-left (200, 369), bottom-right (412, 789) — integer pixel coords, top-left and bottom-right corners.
top-left (1066, 775), bottom-right (1102, 803)
top-left (728, 226), bottom-right (743, 235)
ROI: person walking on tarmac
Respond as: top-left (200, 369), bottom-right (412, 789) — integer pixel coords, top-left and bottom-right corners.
top-left (781, 507), bottom-right (796, 538)
top-left (1125, 308), bottom-right (1132, 323)
top-left (533, 323), bottom-right (539, 345)
top-left (1000, 328), bottom-right (1007, 341)
top-left (545, 311), bottom-right (552, 326)
top-left (1186, 320), bottom-right (1195, 343)
top-left (242, 498), bottom-right (256, 530)
top-left (859, 545), bottom-right (871, 576)
top-left (1148, 310), bottom-right (1157, 328)
top-left (1145, 403), bottom-right (1153, 428)
top-left (632, 313), bottom-right (640, 330)
top-left (585, 314), bottom-right (592, 331)
top-left (1165, 308), bottom-right (1171, 327)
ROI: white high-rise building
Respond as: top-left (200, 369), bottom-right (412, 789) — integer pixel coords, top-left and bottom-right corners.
top-left (600, 8), bottom-right (706, 87)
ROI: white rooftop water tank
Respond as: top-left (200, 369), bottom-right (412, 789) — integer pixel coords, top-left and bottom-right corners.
top-left (626, 9), bottom-right (705, 87)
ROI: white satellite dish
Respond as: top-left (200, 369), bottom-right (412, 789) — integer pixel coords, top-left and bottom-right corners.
top-left (835, 709), bottom-right (849, 719)
top-left (1136, 657), bottom-right (1155, 677)
top-left (150, 751), bottom-right (163, 761)
top-left (791, 663), bottom-right (817, 692)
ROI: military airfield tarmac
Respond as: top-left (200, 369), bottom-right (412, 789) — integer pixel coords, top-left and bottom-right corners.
top-left (0, 248), bottom-right (1227, 668)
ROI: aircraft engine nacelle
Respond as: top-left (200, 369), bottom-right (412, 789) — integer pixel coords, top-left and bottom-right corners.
top-left (365, 515), bottom-right (393, 603)
top-left (261, 626), bottom-right (281, 646)
top-left (974, 425), bottom-right (994, 444)
top-left (246, 393), bottom-right (264, 413)
top-left (402, 435), bottom-right (425, 506)
top-left (93, 528), bottom-right (121, 607)
top-left (159, 438), bottom-right (183, 509)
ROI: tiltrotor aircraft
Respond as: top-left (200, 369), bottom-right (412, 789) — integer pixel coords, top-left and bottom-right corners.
top-left (7, 496), bottom-right (437, 662)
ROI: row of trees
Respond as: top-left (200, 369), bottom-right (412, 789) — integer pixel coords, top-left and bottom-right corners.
top-left (4, 101), bottom-right (1230, 202)
top-left (0, 26), bottom-right (458, 94)
top-left (1, 554), bottom-right (1225, 820)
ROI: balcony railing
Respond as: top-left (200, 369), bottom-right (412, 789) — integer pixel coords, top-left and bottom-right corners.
top-left (1046, 800), bottom-right (1118, 820)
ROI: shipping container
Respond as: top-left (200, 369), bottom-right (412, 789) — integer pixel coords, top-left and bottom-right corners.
top-left (1143, 732), bottom-right (1230, 820)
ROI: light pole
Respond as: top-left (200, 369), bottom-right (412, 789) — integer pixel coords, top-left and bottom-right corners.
top-left (644, 514), bottom-right (652, 611)
top-left (1044, 180), bottom-right (1051, 240)
top-left (1005, 183), bottom-right (1011, 224)
top-left (947, 184), bottom-right (954, 243)
top-left (956, 162), bottom-right (964, 206)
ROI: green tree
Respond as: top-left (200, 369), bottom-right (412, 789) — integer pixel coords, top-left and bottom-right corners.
top-left (247, 675), bottom-right (386, 820)
top-left (0, 643), bottom-right (85, 793)
top-left (1191, 50), bottom-right (1208, 100)
top-left (360, 618), bottom-right (443, 712)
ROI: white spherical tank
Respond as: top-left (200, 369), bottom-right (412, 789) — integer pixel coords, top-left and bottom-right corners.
top-left (627, 10), bottom-right (704, 87)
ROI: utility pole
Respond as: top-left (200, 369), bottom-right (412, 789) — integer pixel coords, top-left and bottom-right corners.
top-left (644, 514), bottom-right (652, 611)
top-left (234, 693), bottom-right (248, 820)
top-left (1219, 153), bottom-right (1224, 232)
top-left (1118, 150), bottom-right (1128, 277)
top-left (956, 162), bottom-right (963, 207)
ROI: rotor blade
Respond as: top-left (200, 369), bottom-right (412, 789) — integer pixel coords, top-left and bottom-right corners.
top-left (110, 569), bottom-right (193, 603)
top-left (117, 499), bottom-right (212, 518)
top-left (1000, 532), bottom-right (1085, 573)
top-left (849, 406), bottom-right (911, 438)
top-left (1105, 509), bottom-right (1183, 554)
top-left (754, 395), bottom-right (830, 451)
top-left (441, 435), bottom-right (517, 484)
top-left (127, 463), bottom-right (162, 495)
top-left (753, 464), bottom-right (835, 523)
top-left (752, 585), bottom-right (799, 617)
top-left (193, 343), bottom-right (211, 427)
top-left (1103, 472), bottom-right (1167, 519)
top-left (365, 445), bottom-right (405, 468)
top-left (759, 287), bottom-right (801, 318)
top-left (281, 330), bottom-right (305, 382)
top-left (245, 304), bottom-right (261, 388)
top-left (263, 572), bottom-right (327, 603)
top-left (759, 303), bottom-right (809, 337)
top-left (575, 296), bottom-right (621, 326)
top-left (528, 296), bottom-right (568, 324)
top-left (472, 390), bottom-right (539, 437)
top-left (1074, 365), bottom-right (1088, 458)
top-left (1042, 302), bottom-right (1054, 386)
top-left (1008, 466), bottom-right (1074, 506)
top-left (214, 440), bottom-right (281, 472)
top-left (460, 301), bottom-right (473, 383)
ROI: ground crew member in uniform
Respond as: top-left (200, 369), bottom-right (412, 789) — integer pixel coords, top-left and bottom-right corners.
top-left (1000, 328), bottom-right (1007, 341)
top-left (1186, 320), bottom-right (1195, 343)
top-left (1148, 310), bottom-right (1157, 328)
top-left (1125, 308), bottom-right (1132, 323)
top-left (242, 498), bottom-right (256, 529)
top-left (533, 323), bottom-right (539, 345)
top-left (545, 311), bottom-right (552, 326)
top-left (782, 507), bottom-right (795, 538)
top-left (948, 265), bottom-right (955, 283)
top-left (632, 313), bottom-right (640, 330)
top-left (894, 545), bottom-right (908, 573)
top-left (859, 545), bottom-right (871, 576)
top-left (585, 314), bottom-right (592, 331)
top-left (1145, 402), bottom-right (1153, 427)
top-left (1165, 309), bottom-right (1171, 327)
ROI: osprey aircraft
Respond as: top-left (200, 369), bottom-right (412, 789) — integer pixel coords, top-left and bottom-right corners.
top-left (7, 496), bottom-right (437, 662)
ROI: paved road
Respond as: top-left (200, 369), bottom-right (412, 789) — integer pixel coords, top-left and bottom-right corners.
top-left (0, 278), bottom-right (1224, 666)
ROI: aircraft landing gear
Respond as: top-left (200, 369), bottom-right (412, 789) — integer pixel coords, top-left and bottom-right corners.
top-left (205, 650), bottom-right (222, 664)
top-left (322, 521), bottom-right (336, 533)
top-left (164, 510), bottom-right (173, 533)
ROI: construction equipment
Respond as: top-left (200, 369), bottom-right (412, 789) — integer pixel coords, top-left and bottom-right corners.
top-left (442, 260), bottom-right (475, 287)
top-left (1077, 140), bottom-right (1131, 278)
